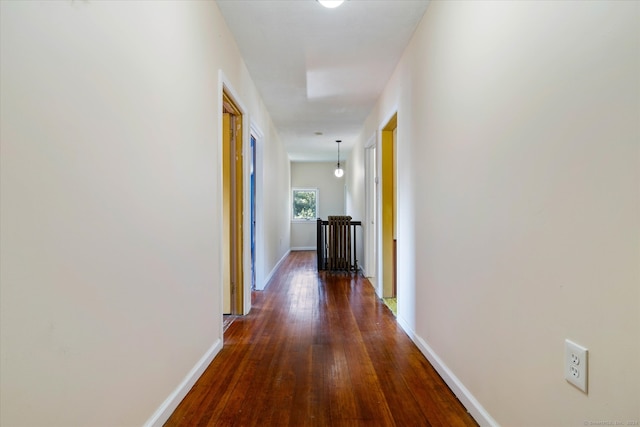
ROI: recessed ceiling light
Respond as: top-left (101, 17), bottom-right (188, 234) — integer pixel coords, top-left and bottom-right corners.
top-left (318, 0), bottom-right (344, 9)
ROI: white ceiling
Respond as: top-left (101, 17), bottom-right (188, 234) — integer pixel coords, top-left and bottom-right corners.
top-left (216, 0), bottom-right (430, 161)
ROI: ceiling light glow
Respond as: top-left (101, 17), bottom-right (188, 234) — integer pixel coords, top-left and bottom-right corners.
top-left (318, 0), bottom-right (344, 9)
top-left (334, 140), bottom-right (344, 178)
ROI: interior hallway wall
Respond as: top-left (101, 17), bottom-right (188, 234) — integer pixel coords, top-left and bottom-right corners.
top-left (0, 1), bottom-right (289, 426)
top-left (345, 137), bottom-right (366, 275)
top-left (258, 124), bottom-right (292, 289)
top-left (348, 1), bottom-right (639, 426)
top-left (290, 162), bottom-right (346, 250)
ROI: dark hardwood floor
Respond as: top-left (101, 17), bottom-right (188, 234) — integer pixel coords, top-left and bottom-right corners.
top-left (165, 251), bottom-right (478, 427)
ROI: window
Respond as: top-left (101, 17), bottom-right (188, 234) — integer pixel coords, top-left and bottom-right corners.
top-left (292, 188), bottom-right (318, 221)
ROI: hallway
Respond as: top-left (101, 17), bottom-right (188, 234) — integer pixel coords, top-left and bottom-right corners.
top-left (165, 251), bottom-right (477, 426)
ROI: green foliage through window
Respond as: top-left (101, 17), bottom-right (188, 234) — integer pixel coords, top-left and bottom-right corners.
top-left (292, 189), bottom-right (317, 220)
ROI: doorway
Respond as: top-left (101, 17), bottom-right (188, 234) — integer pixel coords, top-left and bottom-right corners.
top-left (381, 113), bottom-right (397, 299)
top-left (222, 90), bottom-right (244, 315)
top-left (364, 135), bottom-right (378, 285)
top-left (250, 134), bottom-right (256, 293)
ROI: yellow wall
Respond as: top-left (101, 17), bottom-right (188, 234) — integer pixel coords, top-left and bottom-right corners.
top-left (381, 114), bottom-right (397, 298)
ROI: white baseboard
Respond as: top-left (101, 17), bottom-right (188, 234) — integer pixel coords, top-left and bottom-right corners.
top-left (290, 246), bottom-right (316, 251)
top-left (261, 249), bottom-right (290, 290)
top-left (144, 338), bottom-right (223, 427)
top-left (396, 317), bottom-right (498, 427)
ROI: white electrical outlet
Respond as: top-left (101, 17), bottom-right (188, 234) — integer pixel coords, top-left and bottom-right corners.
top-left (565, 339), bottom-right (588, 393)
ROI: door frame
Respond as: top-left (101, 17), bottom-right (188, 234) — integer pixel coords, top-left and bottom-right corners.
top-left (364, 133), bottom-right (378, 285)
top-left (222, 90), bottom-right (243, 316)
top-left (380, 111), bottom-right (397, 299)
top-left (219, 72), bottom-right (250, 318)
top-left (249, 120), bottom-right (264, 296)
top-left (249, 134), bottom-right (257, 293)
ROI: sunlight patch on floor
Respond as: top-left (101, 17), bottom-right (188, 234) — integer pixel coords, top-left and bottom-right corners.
top-left (382, 298), bottom-right (397, 316)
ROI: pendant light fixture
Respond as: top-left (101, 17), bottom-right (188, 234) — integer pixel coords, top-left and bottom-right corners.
top-left (334, 140), bottom-right (344, 178)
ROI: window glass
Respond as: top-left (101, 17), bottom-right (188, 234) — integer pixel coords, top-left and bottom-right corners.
top-left (292, 189), bottom-right (318, 221)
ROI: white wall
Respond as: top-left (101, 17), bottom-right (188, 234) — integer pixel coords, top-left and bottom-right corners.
top-left (0, 1), bottom-right (289, 426)
top-left (291, 162), bottom-right (346, 249)
top-left (345, 137), bottom-right (367, 274)
top-left (258, 123), bottom-right (291, 288)
top-left (349, 1), bottom-right (640, 426)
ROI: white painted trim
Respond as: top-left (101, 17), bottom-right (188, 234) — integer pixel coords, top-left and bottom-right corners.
top-left (364, 132), bottom-right (377, 149)
top-left (291, 246), bottom-right (316, 251)
top-left (396, 317), bottom-right (499, 427)
top-left (380, 104), bottom-right (399, 134)
top-left (261, 249), bottom-right (290, 290)
top-left (144, 338), bottom-right (223, 427)
top-left (243, 116), bottom-right (251, 314)
top-left (216, 70), bottom-right (226, 334)
top-left (375, 109), bottom-right (398, 298)
top-left (363, 132), bottom-right (377, 282)
top-left (249, 120), bottom-right (265, 310)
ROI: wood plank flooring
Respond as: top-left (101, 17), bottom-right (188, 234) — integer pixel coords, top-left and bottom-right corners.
top-left (165, 251), bottom-right (478, 427)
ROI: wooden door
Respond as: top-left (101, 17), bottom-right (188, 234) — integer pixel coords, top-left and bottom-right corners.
top-left (223, 92), bottom-right (244, 315)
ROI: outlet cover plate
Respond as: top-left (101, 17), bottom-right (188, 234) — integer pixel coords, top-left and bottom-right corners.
top-left (565, 339), bottom-right (588, 393)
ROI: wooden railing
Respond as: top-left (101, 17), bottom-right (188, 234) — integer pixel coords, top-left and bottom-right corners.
top-left (316, 217), bottom-right (362, 272)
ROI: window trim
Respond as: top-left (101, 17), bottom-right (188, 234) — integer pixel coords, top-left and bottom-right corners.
top-left (291, 188), bottom-right (319, 222)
